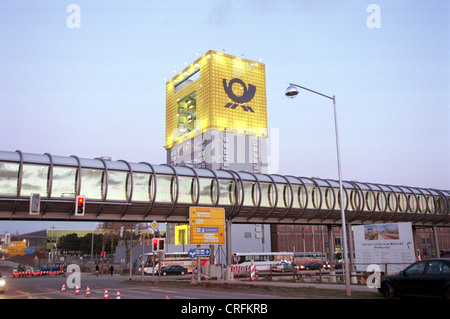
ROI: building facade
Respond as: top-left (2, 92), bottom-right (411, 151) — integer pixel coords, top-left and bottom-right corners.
top-left (165, 50), bottom-right (271, 253)
top-left (165, 50), bottom-right (268, 173)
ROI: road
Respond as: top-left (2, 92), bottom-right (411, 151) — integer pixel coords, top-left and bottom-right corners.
top-left (0, 272), bottom-right (299, 299)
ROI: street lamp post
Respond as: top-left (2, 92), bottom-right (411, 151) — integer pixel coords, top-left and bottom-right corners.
top-left (285, 83), bottom-right (351, 297)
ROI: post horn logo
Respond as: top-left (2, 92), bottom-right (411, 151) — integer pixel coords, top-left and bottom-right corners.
top-left (223, 78), bottom-right (256, 112)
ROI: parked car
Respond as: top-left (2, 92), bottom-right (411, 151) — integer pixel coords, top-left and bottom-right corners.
top-left (158, 265), bottom-right (187, 276)
top-left (0, 272), bottom-right (6, 293)
top-left (379, 258), bottom-right (450, 299)
top-left (38, 262), bottom-right (67, 274)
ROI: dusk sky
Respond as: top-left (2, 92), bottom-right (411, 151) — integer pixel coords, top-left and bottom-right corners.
top-left (0, 1), bottom-right (448, 234)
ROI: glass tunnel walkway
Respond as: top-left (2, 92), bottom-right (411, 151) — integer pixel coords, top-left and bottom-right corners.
top-left (0, 150), bottom-right (448, 226)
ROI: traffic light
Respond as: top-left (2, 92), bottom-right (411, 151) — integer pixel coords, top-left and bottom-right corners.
top-left (158, 238), bottom-right (165, 251)
top-left (75, 195), bottom-right (85, 216)
top-left (152, 238), bottom-right (165, 252)
top-left (29, 193), bottom-right (40, 215)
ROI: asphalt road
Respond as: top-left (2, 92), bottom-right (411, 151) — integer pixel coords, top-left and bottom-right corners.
top-left (1, 272), bottom-right (300, 299)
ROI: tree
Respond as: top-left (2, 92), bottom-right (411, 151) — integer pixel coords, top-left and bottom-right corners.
top-left (120, 223), bottom-right (141, 269)
top-left (79, 233), bottom-right (103, 255)
top-left (58, 233), bottom-right (104, 255)
top-left (58, 233), bottom-right (80, 253)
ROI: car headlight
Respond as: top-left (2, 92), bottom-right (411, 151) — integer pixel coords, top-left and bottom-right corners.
top-left (0, 279), bottom-right (6, 287)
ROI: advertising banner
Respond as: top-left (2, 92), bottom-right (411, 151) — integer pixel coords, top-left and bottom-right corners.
top-left (353, 222), bottom-right (416, 273)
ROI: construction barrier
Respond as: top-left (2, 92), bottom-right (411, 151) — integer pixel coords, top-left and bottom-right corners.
top-left (11, 270), bottom-right (65, 278)
top-left (250, 261), bottom-right (256, 281)
top-left (230, 265), bottom-right (258, 280)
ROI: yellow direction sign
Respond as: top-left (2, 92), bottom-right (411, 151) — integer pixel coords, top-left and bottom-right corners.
top-left (189, 207), bottom-right (225, 245)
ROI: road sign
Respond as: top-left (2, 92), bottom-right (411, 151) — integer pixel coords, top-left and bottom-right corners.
top-left (188, 248), bottom-right (211, 259)
top-left (150, 220), bottom-right (158, 231)
top-left (189, 207), bottom-right (225, 245)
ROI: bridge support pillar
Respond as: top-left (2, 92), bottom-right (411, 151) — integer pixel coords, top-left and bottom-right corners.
top-left (225, 219), bottom-right (234, 281)
top-left (347, 223), bottom-right (355, 273)
top-left (432, 224), bottom-right (440, 257)
top-left (226, 219), bottom-right (232, 275)
top-left (327, 225), bottom-right (335, 267)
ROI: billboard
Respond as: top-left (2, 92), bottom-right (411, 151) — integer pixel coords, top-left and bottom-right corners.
top-left (353, 222), bottom-right (416, 273)
top-left (166, 50), bottom-right (267, 149)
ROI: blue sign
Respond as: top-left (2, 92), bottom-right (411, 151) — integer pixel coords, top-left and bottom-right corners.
top-left (188, 248), bottom-right (211, 259)
top-left (196, 227), bottom-right (219, 233)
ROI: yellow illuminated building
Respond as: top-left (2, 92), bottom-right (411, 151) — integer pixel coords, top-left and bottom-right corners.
top-left (165, 50), bottom-right (268, 150)
top-left (174, 224), bottom-right (189, 245)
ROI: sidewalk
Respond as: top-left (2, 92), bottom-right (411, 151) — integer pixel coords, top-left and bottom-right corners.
top-left (89, 272), bottom-right (379, 294)
top-left (226, 278), bottom-right (377, 292)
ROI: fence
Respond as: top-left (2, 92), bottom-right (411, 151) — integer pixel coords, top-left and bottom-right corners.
top-left (235, 262), bottom-right (411, 285)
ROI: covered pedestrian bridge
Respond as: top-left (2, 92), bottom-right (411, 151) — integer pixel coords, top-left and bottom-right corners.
top-left (0, 150), bottom-right (449, 226)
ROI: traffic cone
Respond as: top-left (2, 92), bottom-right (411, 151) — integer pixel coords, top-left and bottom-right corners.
top-left (86, 286), bottom-right (91, 297)
top-left (61, 284), bottom-right (66, 292)
top-left (116, 289), bottom-right (121, 299)
top-left (75, 285), bottom-right (80, 295)
top-left (104, 288), bottom-right (109, 299)
top-left (166, 294), bottom-right (170, 299)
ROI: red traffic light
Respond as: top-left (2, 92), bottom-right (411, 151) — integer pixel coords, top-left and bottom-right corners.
top-left (75, 195), bottom-right (85, 216)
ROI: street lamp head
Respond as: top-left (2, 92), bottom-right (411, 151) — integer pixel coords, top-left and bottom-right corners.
top-left (285, 85), bottom-right (299, 98)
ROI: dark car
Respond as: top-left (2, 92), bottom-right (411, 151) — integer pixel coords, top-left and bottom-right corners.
top-left (158, 265), bottom-right (187, 276)
top-left (38, 262), bottom-right (67, 274)
top-left (379, 258), bottom-right (450, 299)
top-left (303, 262), bottom-right (321, 270)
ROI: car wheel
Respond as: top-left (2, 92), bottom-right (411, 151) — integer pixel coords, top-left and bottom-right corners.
top-left (162, 272), bottom-right (167, 276)
top-left (381, 282), bottom-right (395, 299)
top-left (181, 271), bottom-right (185, 275)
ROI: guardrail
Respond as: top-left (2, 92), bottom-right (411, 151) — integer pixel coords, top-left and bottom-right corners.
top-left (252, 262), bottom-right (411, 285)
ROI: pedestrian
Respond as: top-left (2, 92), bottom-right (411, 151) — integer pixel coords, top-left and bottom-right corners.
top-left (95, 264), bottom-right (99, 277)
top-left (60, 264), bottom-right (66, 277)
top-left (109, 264), bottom-right (114, 276)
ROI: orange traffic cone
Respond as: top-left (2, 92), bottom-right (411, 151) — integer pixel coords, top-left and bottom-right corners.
top-left (75, 285), bottom-right (80, 295)
top-left (86, 286), bottom-right (91, 297)
top-left (104, 288), bottom-right (109, 299)
top-left (116, 289), bottom-right (121, 299)
top-left (61, 284), bottom-right (66, 292)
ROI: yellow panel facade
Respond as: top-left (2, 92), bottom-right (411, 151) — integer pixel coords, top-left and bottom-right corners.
top-left (165, 50), bottom-right (267, 149)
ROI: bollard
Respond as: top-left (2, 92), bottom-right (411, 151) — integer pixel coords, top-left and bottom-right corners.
top-left (351, 271), bottom-right (357, 284)
top-left (330, 270), bottom-right (337, 283)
